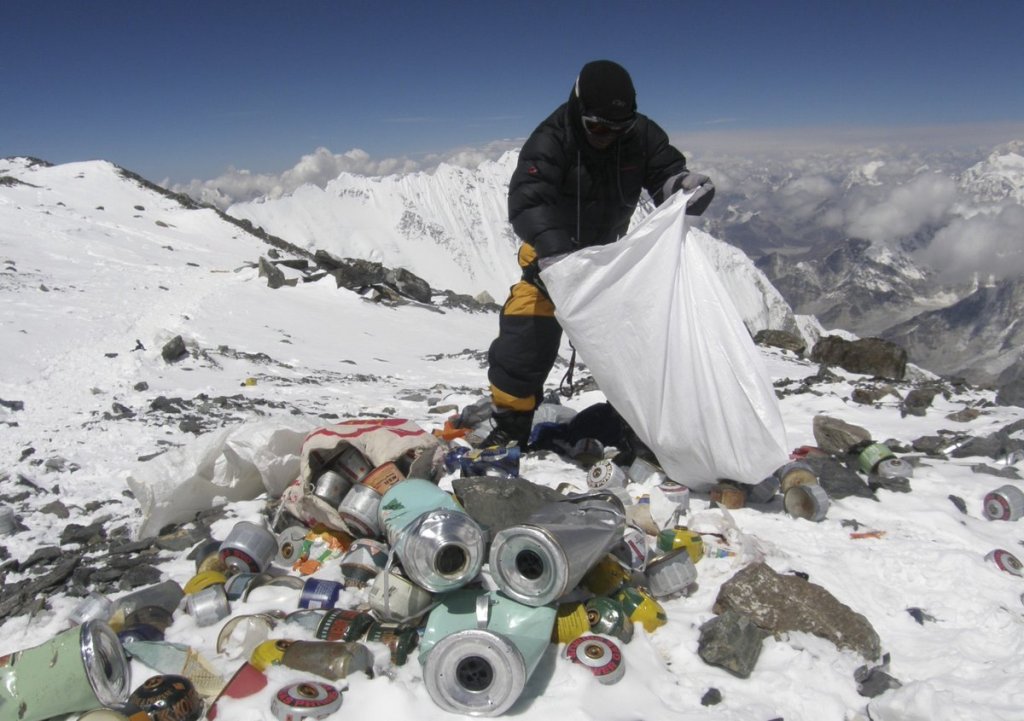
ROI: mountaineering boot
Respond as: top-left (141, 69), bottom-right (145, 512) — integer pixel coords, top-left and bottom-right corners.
top-left (479, 409), bottom-right (534, 449)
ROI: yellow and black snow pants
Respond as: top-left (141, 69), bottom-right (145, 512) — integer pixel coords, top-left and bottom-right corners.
top-left (487, 243), bottom-right (563, 413)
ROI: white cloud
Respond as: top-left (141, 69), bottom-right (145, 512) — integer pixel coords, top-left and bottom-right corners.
top-left (915, 204), bottom-right (1024, 283)
top-left (845, 173), bottom-right (958, 243)
top-left (778, 175), bottom-right (836, 221)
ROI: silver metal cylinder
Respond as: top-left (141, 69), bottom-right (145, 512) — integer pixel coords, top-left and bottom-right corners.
top-left (312, 470), bottom-right (352, 507)
top-left (983, 484), bottom-right (1024, 521)
top-left (271, 681), bottom-right (343, 720)
top-left (489, 498), bottom-right (625, 606)
top-left (588, 460), bottom-right (628, 490)
top-left (644, 547), bottom-right (698, 599)
top-left (564, 634), bottom-right (625, 685)
top-left (394, 509), bottom-right (485, 593)
top-left (219, 521), bottom-right (278, 574)
top-left (422, 629), bottom-right (527, 717)
top-left (337, 483), bottom-right (382, 538)
top-left (185, 584), bottom-right (230, 627)
top-left (784, 483), bottom-right (830, 522)
top-left (876, 457), bottom-right (913, 479)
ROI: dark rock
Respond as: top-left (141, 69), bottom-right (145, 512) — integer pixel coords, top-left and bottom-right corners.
top-left (60, 522), bottom-right (106, 547)
top-left (0, 398), bottom-right (24, 411)
top-left (906, 607), bottom-right (938, 625)
top-left (179, 417), bottom-right (203, 434)
top-left (851, 386), bottom-right (894, 405)
top-left (951, 434), bottom-right (1024, 461)
top-left (697, 609), bottom-right (766, 679)
top-left (385, 267), bottom-right (432, 304)
top-left (89, 566), bottom-right (127, 584)
top-left (799, 456), bottom-right (875, 500)
top-left (134, 381), bottom-right (150, 391)
top-left (700, 688), bottom-right (723, 706)
top-left (996, 378), bottom-right (1024, 408)
top-left (911, 435), bottom-right (952, 456)
top-left (970, 463), bottom-right (1021, 479)
top-left (945, 407), bottom-right (981, 423)
top-left (713, 562), bottom-right (881, 660)
top-left (150, 396), bottom-right (183, 413)
top-left (258, 256), bottom-right (297, 289)
top-left (109, 538), bottom-right (157, 555)
top-left (948, 495), bottom-right (968, 514)
top-left (856, 665), bottom-right (902, 698)
top-left (811, 336), bottom-right (907, 380)
top-left (120, 564), bottom-right (164, 590)
top-left (452, 476), bottom-right (567, 536)
top-left (22, 546), bottom-right (62, 569)
top-left (812, 415), bottom-right (872, 455)
top-left (156, 526), bottom-right (207, 552)
top-left (40, 500), bottom-right (70, 518)
top-left (754, 329), bottom-right (806, 355)
top-left (161, 335), bottom-right (189, 363)
top-left (901, 387), bottom-right (938, 417)
top-left (868, 475), bottom-right (912, 493)
top-left (0, 553), bottom-right (81, 621)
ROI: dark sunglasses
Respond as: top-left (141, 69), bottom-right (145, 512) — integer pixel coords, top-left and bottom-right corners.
top-left (581, 113), bottom-right (637, 136)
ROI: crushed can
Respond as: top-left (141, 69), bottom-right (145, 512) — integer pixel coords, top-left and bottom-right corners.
top-left (279, 641), bottom-right (375, 681)
top-left (271, 681), bottom-right (342, 721)
top-left (368, 567), bottom-right (435, 623)
top-left (363, 621), bottom-right (419, 666)
top-left (655, 527), bottom-right (704, 564)
top-left (419, 589), bottom-right (556, 717)
top-left (490, 496), bottom-right (626, 606)
top-left (314, 609), bottom-right (375, 642)
top-left (0, 620), bottom-right (131, 721)
top-left (644, 547), bottom-right (698, 599)
top-left (564, 635), bottom-right (625, 685)
top-left (585, 597), bottom-right (634, 643)
top-left (444, 445), bottom-right (521, 478)
top-left (983, 484), bottom-right (1024, 521)
top-left (339, 538), bottom-right (389, 587)
top-left (219, 521), bottom-right (278, 574)
top-left (858, 443), bottom-right (895, 475)
top-left (127, 674), bottom-right (204, 721)
top-left (379, 477), bottom-right (486, 593)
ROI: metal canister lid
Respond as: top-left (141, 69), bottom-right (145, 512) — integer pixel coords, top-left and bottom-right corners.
top-left (784, 483), bottom-right (830, 522)
top-left (564, 635), bottom-right (625, 685)
top-left (644, 547), bottom-right (698, 599)
top-left (271, 681), bottom-right (342, 721)
top-left (876, 457), bottom-right (913, 479)
top-left (983, 485), bottom-right (1024, 521)
top-left (588, 460), bottom-right (628, 491)
top-left (986, 548), bottom-right (1024, 577)
top-left (127, 675), bottom-right (204, 721)
top-left (585, 597), bottom-right (634, 643)
top-left (219, 521), bottom-right (278, 574)
top-left (275, 526), bottom-right (311, 568)
top-left (422, 629), bottom-right (527, 717)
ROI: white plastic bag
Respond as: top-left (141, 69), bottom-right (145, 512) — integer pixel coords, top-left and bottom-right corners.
top-left (540, 191), bottom-right (789, 491)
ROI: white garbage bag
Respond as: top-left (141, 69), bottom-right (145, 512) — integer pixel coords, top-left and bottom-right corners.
top-left (126, 419), bottom-right (313, 539)
top-left (540, 191), bottom-right (789, 491)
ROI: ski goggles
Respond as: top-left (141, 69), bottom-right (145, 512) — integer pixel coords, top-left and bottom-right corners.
top-left (581, 113), bottom-right (637, 137)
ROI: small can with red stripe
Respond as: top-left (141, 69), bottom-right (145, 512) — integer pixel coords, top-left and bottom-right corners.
top-left (315, 609), bottom-right (374, 642)
top-left (564, 634), bottom-right (625, 685)
top-left (270, 681), bottom-right (342, 720)
top-left (986, 548), bottom-right (1024, 577)
top-left (983, 485), bottom-right (1024, 521)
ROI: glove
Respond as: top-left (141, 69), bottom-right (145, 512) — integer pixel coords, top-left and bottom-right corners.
top-left (671, 171), bottom-right (715, 216)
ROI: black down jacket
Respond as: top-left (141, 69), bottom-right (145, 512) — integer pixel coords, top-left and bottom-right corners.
top-left (508, 91), bottom-right (689, 259)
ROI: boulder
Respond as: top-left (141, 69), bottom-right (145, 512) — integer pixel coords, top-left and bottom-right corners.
top-left (697, 609), bottom-right (766, 678)
top-left (713, 562), bottom-right (882, 660)
top-left (810, 336), bottom-right (907, 380)
top-left (754, 329), bottom-right (806, 356)
top-left (812, 415), bottom-right (872, 455)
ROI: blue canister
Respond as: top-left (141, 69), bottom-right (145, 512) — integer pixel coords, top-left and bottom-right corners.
top-left (299, 578), bottom-right (345, 610)
top-left (378, 478), bottom-right (485, 593)
top-left (419, 589), bottom-right (555, 717)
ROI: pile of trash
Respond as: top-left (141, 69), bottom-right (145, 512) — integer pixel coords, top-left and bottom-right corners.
top-left (2, 405), bottom-right (1022, 721)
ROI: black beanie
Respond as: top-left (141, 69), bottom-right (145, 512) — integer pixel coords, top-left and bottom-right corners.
top-left (574, 60), bottom-right (636, 121)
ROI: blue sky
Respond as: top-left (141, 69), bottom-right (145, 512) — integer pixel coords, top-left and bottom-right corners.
top-left (3, 0), bottom-right (1024, 184)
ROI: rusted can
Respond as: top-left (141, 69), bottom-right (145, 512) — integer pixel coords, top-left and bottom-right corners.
top-left (983, 484), bottom-right (1024, 521)
top-left (364, 621), bottom-right (419, 666)
top-left (0, 621), bottom-right (131, 720)
top-left (784, 484), bottom-right (830, 522)
top-left (588, 460), bottom-right (628, 491)
top-left (564, 635), bottom-right (625, 685)
top-left (314, 609), bottom-right (374, 642)
top-left (339, 538), bottom-right (389, 587)
top-left (644, 547), bottom-right (698, 599)
top-left (585, 597), bottom-right (634, 643)
top-left (185, 584), bottom-right (230, 627)
top-left (775, 461), bottom-right (818, 493)
top-left (279, 641), bottom-right (375, 681)
top-left (127, 674), bottom-right (204, 721)
top-left (552, 602), bottom-right (590, 644)
top-left (858, 443), bottom-right (895, 475)
top-left (312, 469), bottom-right (353, 508)
top-left (219, 521), bottom-right (278, 574)
top-left (655, 527), bottom-right (704, 564)
top-left (710, 482), bottom-right (746, 509)
top-left (271, 681), bottom-right (342, 721)
top-left (614, 586), bottom-right (667, 633)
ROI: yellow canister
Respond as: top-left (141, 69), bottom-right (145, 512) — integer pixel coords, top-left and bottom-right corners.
top-left (552, 603), bottom-right (590, 644)
top-left (249, 639), bottom-right (292, 671)
top-left (582, 555), bottom-right (631, 596)
top-left (614, 586), bottom-right (667, 633)
top-left (184, 570), bottom-right (228, 595)
top-left (655, 528), bottom-right (704, 564)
